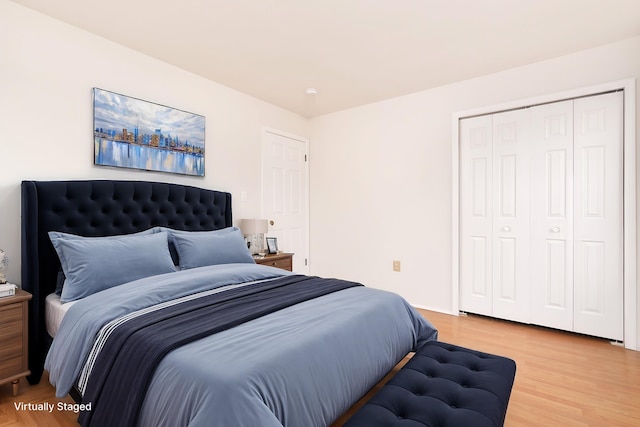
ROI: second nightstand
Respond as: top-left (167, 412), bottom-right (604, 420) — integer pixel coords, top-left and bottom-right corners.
top-left (0, 289), bottom-right (31, 396)
top-left (254, 253), bottom-right (294, 271)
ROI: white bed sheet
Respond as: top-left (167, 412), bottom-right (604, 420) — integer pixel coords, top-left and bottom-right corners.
top-left (45, 293), bottom-right (77, 338)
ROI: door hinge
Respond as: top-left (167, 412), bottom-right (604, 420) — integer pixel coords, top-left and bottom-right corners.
top-left (305, 154), bottom-right (307, 162)
top-left (305, 258), bottom-right (308, 266)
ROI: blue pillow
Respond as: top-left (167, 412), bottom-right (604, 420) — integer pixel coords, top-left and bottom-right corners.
top-left (50, 228), bottom-right (160, 296)
top-left (49, 231), bottom-right (176, 303)
top-left (156, 226), bottom-right (238, 266)
top-left (168, 227), bottom-right (255, 270)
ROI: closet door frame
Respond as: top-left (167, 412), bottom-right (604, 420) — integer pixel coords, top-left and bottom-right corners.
top-left (452, 78), bottom-right (637, 351)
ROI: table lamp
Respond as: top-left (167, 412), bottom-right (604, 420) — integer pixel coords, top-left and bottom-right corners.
top-left (240, 219), bottom-right (269, 255)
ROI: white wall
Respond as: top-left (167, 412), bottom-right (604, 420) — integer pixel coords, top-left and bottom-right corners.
top-left (0, 1), bottom-right (309, 283)
top-left (309, 36), bottom-right (640, 345)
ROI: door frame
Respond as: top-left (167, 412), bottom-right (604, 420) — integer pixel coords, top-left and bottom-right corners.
top-left (261, 127), bottom-right (310, 274)
top-left (451, 79), bottom-right (637, 350)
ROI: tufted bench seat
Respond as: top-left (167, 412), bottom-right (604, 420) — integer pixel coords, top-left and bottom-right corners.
top-left (344, 341), bottom-right (516, 427)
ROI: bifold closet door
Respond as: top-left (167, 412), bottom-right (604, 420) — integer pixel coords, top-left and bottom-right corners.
top-left (460, 91), bottom-right (623, 341)
top-left (529, 100), bottom-right (575, 332)
top-left (518, 93), bottom-right (623, 339)
top-left (573, 92), bottom-right (623, 341)
top-left (491, 110), bottom-right (530, 323)
top-left (460, 115), bottom-right (493, 316)
top-left (460, 110), bottom-right (530, 322)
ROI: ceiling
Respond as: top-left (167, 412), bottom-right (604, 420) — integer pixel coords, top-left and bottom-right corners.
top-left (11, 0), bottom-right (640, 118)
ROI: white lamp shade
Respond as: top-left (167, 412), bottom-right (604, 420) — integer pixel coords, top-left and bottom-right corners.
top-left (240, 219), bottom-right (268, 235)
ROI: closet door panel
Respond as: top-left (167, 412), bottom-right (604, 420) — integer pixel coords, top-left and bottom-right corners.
top-left (460, 116), bottom-right (493, 315)
top-left (529, 100), bottom-right (574, 331)
top-left (573, 92), bottom-right (623, 340)
top-left (492, 109), bottom-right (530, 323)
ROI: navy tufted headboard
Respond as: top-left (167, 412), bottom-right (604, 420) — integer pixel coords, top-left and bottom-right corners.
top-left (21, 180), bottom-right (232, 384)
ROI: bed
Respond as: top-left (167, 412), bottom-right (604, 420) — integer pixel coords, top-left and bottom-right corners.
top-left (21, 179), bottom-right (438, 427)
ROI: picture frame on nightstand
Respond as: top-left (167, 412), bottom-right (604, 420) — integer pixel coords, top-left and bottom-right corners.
top-left (266, 237), bottom-right (278, 254)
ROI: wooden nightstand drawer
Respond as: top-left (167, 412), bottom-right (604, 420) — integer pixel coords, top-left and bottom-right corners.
top-left (0, 304), bottom-right (21, 323)
top-left (0, 324), bottom-right (22, 345)
top-left (255, 253), bottom-right (294, 271)
top-left (0, 356), bottom-right (23, 379)
top-left (0, 316), bottom-right (22, 332)
top-left (0, 337), bottom-right (22, 362)
top-left (263, 257), bottom-right (292, 270)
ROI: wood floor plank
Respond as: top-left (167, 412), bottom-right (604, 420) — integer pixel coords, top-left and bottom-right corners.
top-left (1, 309), bottom-right (639, 426)
top-left (415, 309), bottom-right (640, 427)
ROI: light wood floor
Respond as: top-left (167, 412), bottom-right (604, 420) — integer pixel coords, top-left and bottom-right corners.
top-left (2, 309), bottom-right (639, 426)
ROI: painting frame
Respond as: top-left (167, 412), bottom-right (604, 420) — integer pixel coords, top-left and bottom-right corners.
top-left (93, 88), bottom-right (205, 176)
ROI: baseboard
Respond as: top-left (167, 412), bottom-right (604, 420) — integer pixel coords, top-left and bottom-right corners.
top-left (411, 304), bottom-right (457, 316)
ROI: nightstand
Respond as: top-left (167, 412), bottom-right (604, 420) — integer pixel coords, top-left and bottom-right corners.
top-left (254, 253), bottom-right (294, 271)
top-left (0, 289), bottom-right (31, 396)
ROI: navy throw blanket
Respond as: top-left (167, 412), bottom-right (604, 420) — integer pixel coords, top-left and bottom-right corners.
top-left (78, 275), bottom-right (362, 427)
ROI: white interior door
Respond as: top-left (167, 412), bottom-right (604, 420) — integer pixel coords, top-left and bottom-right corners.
top-left (529, 100), bottom-right (575, 332)
top-left (492, 109), bottom-right (530, 323)
top-left (573, 92), bottom-right (623, 340)
top-left (262, 130), bottom-right (309, 274)
top-left (460, 115), bottom-right (493, 316)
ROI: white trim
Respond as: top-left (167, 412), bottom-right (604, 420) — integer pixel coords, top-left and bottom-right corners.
top-left (451, 113), bottom-right (461, 318)
top-left (411, 303), bottom-right (455, 316)
top-left (452, 79), bottom-right (637, 350)
top-left (261, 127), bottom-right (311, 274)
top-left (622, 80), bottom-right (637, 351)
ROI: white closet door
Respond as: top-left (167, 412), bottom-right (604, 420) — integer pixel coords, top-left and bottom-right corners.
top-left (529, 100), bottom-right (575, 331)
top-left (573, 92), bottom-right (623, 340)
top-left (460, 115), bottom-right (493, 316)
top-left (492, 109), bottom-right (530, 323)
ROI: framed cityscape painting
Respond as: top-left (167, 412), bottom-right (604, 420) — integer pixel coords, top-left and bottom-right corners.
top-left (93, 88), bottom-right (205, 176)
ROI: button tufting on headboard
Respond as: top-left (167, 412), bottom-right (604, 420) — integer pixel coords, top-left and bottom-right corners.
top-left (20, 180), bottom-right (233, 385)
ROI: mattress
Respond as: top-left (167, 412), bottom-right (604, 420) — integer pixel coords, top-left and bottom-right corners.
top-left (45, 293), bottom-right (76, 338)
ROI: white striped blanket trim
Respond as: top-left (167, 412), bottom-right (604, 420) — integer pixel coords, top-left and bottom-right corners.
top-left (76, 279), bottom-right (273, 395)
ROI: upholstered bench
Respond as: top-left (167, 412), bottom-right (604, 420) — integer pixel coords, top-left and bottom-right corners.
top-left (344, 341), bottom-right (516, 427)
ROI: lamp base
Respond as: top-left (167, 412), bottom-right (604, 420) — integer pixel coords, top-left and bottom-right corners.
top-left (247, 233), bottom-right (265, 255)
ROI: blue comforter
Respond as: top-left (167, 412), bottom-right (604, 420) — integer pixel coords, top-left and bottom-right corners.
top-left (46, 264), bottom-right (438, 427)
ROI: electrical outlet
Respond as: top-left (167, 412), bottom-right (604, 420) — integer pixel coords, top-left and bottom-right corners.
top-left (393, 260), bottom-right (401, 272)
